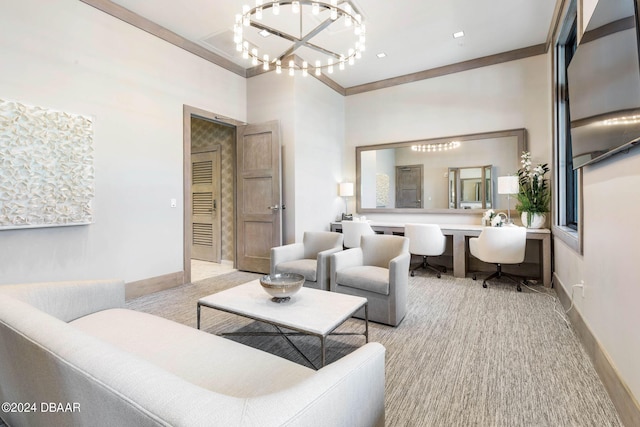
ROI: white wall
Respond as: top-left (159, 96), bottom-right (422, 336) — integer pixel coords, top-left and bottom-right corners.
top-left (292, 76), bottom-right (346, 239)
top-left (345, 54), bottom-right (552, 224)
top-left (0, 0), bottom-right (246, 284)
top-left (555, 148), bottom-right (640, 402)
top-left (247, 73), bottom-right (345, 243)
top-left (551, 0), bottom-right (640, 404)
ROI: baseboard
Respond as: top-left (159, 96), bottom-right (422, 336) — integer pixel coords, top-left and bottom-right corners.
top-left (555, 273), bottom-right (640, 426)
top-left (125, 271), bottom-right (184, 300)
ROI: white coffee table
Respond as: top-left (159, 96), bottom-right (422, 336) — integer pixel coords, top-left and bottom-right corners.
top-left (197, 279), bottom-right (368, 368)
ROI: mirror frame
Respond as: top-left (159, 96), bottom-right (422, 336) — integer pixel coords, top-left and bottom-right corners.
top-left (355, 128), bottom-right (527, 214)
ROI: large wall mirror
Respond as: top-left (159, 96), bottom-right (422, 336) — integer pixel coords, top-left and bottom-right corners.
top-left (356, 129), bottom-right (526, 214)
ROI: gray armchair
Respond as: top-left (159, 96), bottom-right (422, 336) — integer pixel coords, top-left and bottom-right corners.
top-left (330, 234), bottom-right (410, 326)
top-left (270, 231), bottom-right (344, 291)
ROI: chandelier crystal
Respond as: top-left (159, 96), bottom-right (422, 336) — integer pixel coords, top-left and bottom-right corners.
top-left (234, 0), bottom-right (366, 76)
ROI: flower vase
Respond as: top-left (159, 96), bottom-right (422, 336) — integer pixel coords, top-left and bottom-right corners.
top-left (521, 212), bottom-right (546, 229)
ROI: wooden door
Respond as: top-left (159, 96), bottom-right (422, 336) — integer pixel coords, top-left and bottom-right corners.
top-left (236, 121), bottom-right (281, 273)
top-left (396, 165), bottom-right (423, 208)
top-left (191, 149), bottom-right (221, 262)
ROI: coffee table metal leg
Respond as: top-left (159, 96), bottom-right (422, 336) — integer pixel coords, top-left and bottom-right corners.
top-left (197, 303), bottom-right (201, 330)
top-left (321, 336), bottom-right (326, 368)
top-left (273, 325), bottom-right (318, 370)
top-left (365, 303), bottom-right (369, 343)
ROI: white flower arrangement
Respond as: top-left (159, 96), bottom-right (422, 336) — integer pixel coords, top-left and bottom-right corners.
top-left (483, 209), bottom-right (506, 227)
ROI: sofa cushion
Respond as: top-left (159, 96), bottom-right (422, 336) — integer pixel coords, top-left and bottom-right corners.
top-left (275, 259), bottom-right (317, 282)
top-left (70, 308), bottom-right (314, 398)
top-left (336, 266), bottom-right (390, 295)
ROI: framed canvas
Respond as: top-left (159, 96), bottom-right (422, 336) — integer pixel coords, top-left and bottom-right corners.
top-left (0, 99), bottom-right (94, 230)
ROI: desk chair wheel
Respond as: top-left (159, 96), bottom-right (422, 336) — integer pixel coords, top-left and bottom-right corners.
top-left (472, 273), bottom-right (477, 280)
top-left (410, 271), bottom-right (415, 277)
top-left (517, 283), bottom-right (522, 292)
top-left (436, 272), bottom-right (441, 278)
top-left (482, 282), bottom-right (487, 288)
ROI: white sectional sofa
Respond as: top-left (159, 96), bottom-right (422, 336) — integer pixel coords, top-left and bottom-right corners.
top-left (0, 280), bottom-right (385, 427)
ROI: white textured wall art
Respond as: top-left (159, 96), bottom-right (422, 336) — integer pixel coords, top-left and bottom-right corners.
top-left (0, 99), bottom-right (94, 229)
top-left (376, 173), bottom-right (389, 207)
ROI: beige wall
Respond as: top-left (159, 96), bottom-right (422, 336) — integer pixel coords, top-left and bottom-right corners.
top-left (0, 0), bottom-right (245, 284)
top-left (551, 0), bottom-right (640, 406)
top-left (344, 54), bottom-right (552, 224)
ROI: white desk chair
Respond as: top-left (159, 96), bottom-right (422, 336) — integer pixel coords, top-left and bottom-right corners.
top-left (341, 221), bottom-right (375, 248)
top-left (405, 223), bottom-right (447, 278)
top-left (469, 226), bottom-right (527, 291)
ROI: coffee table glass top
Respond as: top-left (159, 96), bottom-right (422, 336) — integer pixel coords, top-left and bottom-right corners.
top-left (198, 279), bottom-right (367, 336)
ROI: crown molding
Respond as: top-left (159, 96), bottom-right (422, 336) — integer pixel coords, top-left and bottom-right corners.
top-left (79, 0), bottom-right (246, 77)
top-left (345, 44), bottom-right (547, 96)
top-left (80, 0), bottom-right (548, 97)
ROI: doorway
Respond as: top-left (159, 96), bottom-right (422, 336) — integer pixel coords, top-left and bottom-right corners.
top-left (396, 165), bottom-right (423, 208)
top-left (182, 106), bottom-right (282, 283)
top-left (183, 106), bottom-right (241, 284)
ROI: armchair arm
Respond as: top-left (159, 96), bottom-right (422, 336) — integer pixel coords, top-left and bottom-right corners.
top-left (316, 246), bottom-right (344, 291)
top-left (330, 248), bottom-right (363, 291)
top-left (270, 243), bottom-right (305, 274)
top-left (388, 252), bottom-right (410, 323)
top-left (389, 252), bottom-right (410, 292)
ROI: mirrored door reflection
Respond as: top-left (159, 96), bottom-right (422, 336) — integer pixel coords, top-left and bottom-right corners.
top-left (448, 165), bottom-right (492, 209)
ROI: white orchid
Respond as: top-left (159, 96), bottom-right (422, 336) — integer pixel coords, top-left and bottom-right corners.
top-left (482, 209), bottom-right (495, 221)
top-left (516, 151), bottom-right (550, 217)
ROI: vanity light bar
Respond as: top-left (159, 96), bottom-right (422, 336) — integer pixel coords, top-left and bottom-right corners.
top-left (411, 141), bottom-right (461, 152)
top-left (603, 114), bottom-right (640, 126)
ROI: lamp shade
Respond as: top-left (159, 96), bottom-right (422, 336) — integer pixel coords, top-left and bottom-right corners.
top-left (339, 182), bottom-right (354, 197)
top-left (498, 176), bottom-right (519, 195)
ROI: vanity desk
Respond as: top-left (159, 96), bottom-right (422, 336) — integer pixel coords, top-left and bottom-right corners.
top-left (330, 222), bottom-right (552, 287)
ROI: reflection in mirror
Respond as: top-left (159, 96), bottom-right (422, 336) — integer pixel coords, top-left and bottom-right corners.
top-left (356, 129), bottom-right (526, 213)
top-left (448, 165), bottom-right (493, 209)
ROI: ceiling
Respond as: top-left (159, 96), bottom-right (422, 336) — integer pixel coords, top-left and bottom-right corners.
top-left (108, 0), bottom-right (559, 88)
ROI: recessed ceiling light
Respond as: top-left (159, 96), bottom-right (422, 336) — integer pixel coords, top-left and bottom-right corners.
top-left (376, 52), bottom-right (387, 58)
top-left (259, 29), bottom-right (271, 38)
top-left (453, 31), bottom-right (465, 39)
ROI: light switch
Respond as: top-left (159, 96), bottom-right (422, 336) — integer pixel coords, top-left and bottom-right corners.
top-left (170, 198), bottom-right (177, 208)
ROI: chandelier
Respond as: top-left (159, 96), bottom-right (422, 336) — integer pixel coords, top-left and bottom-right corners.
top-left (411, 141), bottom-right (461, 153)
top-left (234, 1), bottom-right (366, 76)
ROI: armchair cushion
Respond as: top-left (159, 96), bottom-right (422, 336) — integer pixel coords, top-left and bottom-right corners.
top-left (336, 266), bottom-right (389, 295)
top-left (303, 232), bottom-right (343, 259)
top-left (331, 235), bottom-right (410, 326)
top-left (271, 231), bottom-right (343, 291)
top-left (362, 235), bottom-right (409, 268)
top-left (275, 259), bottom-right (318, 282)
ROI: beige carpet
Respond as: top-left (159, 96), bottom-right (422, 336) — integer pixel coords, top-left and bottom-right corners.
top-left (126, 271), bottom-right (623, 427)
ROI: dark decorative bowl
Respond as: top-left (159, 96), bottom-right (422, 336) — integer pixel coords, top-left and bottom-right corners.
top-left (259, 273), bottom-right (304, 303)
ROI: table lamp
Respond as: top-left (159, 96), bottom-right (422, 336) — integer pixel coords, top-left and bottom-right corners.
top-left (339, 182), bottom-right (354, 216)
top-left (498, 176), bottom-right (519, 224)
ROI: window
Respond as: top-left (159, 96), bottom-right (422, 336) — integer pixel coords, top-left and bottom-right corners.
top-left (555, 8), bottom-right (580, 243)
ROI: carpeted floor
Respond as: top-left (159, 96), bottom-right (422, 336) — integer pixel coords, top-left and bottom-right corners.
top-left (126, 271), bottom-right (623, 427)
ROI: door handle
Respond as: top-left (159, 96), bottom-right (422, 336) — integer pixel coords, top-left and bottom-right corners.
top-left (268, 204), bottom-right (280, 211)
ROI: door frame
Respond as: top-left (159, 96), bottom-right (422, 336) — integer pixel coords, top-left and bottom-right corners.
top-left (182, 105), bottom-right (245, 284)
